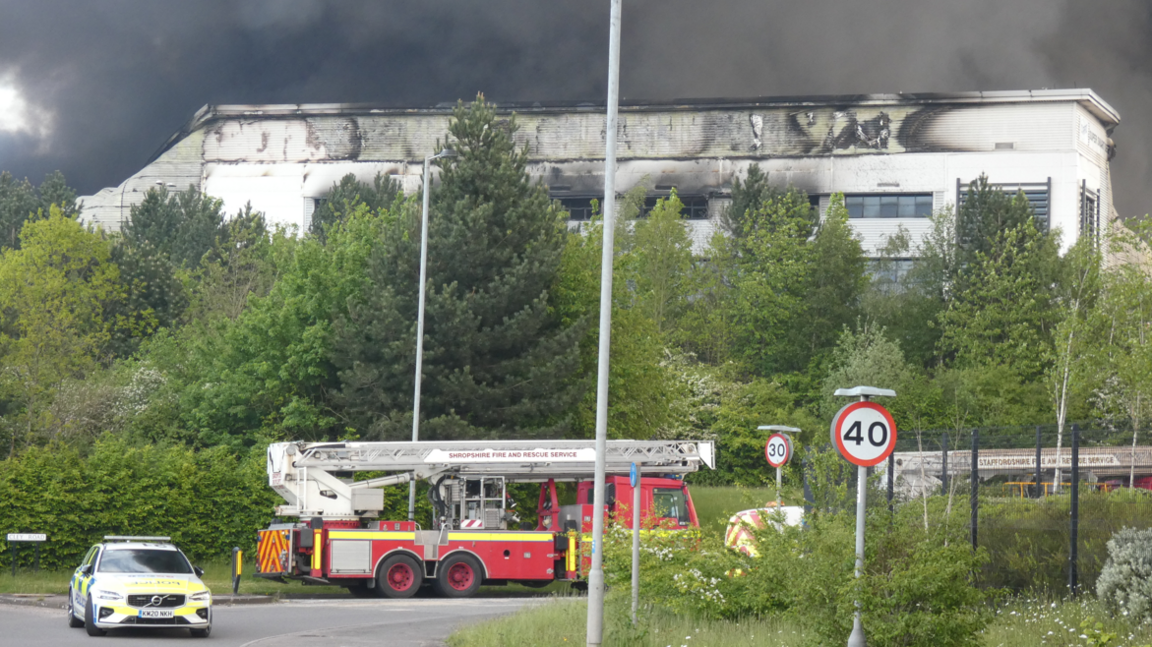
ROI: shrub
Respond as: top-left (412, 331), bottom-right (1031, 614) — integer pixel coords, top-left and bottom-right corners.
top-left (1097, 527), bottom-right (1152, 623)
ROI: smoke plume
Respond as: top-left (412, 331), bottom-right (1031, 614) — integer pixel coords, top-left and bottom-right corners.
top-left (0, 0), bottom-right (1148, 217)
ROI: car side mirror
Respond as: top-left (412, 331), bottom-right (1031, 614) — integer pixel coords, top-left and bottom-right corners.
top-left (193, 566), bottom-right (204, 577)
top-left (80, 564), bottom-right (92, 576)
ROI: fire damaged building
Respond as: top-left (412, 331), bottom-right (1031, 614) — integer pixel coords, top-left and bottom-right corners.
top-left (79, 89), bottom-right (1120, 258)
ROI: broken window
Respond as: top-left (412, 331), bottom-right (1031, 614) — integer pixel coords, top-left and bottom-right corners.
top-left (844, 194), bottom-right (933, 219)
top-left (641, 195), bottom-right (709, 220)
top-left (557, 196), bottom-right (601, 221)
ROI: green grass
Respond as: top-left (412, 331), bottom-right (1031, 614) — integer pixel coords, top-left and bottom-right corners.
top-left (689, 485), bottom-right (803, 533)
top-left (447, 594), bottom-right (809, 647)
top-left (980, 597), bottom-right (1152, 647)
top-left (450, 595), bottom-right (1152, 647)
top-left (0, 559), bottom-right (574, 598)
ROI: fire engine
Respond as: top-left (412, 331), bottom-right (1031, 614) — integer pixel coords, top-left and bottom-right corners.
top-left (255, 439), bottom-right (715, 598)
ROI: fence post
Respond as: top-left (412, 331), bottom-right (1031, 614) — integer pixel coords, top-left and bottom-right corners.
top-left (1069, 424), bottom-right (1080, 596)
top-left (941, 432), bottom-right (950, 495)
top-left (887, 453), bottom-right (895, 515)
top-left (970, 428), bottom-right (979, 551)
top-left (802, 457), bottom-right (814, 516)
top-left (231, 546), bottom-right (242, 595)
top-left (1035, 426), bottom-right (1043, 498)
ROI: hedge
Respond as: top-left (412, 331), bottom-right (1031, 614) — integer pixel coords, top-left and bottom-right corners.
top-left (0, 438), bottom-right (280, 569)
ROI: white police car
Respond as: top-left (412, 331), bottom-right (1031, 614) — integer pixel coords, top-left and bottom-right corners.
top-left (67, 536), bottom-right (212, 637)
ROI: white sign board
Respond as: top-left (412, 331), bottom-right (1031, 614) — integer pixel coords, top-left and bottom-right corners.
top-left (423, 448), bottom-right (598, 463)
top-left (7, 533), bottom-right (46, 542)
top-left (765, 433), bottom-right (793, 468)
top-left (831, 401), bottom-right (897, 467)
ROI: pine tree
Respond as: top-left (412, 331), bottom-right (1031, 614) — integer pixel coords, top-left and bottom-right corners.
top-left (332, 98), bottom-right (585, 440)
top-left (309, 173), bottom-right (401, 240)
top-left (122, 186), bottom-right (227, 268)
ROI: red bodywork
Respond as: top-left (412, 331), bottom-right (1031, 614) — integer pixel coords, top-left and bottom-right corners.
top-left (258, 476), bottom-right (699, 596)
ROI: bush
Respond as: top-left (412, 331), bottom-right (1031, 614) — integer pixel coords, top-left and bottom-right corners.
top-left (1097, 527), bottom-right (1152, 623)
top-left (0, 437), bottom-right (280, 568)
top-left (598, 479), bottom-right (992, 647)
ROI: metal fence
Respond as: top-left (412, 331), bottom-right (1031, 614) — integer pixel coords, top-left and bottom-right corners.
top-left (809, 423), bottom-right (1152, 595)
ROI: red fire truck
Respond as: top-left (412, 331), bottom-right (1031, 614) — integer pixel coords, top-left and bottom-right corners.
top-left (255, 440), bottom-right (715, 598)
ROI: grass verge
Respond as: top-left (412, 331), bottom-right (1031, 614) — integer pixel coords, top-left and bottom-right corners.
top-left (448, 593), bottom-right (808, 647)
top-left (0, 560), bottom-right (574, 598)
top-left (450, 594), bottom-right (1152, 647)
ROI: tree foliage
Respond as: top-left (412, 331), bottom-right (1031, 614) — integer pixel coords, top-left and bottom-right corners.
top-left (332, 98), bottom-right (584, 440)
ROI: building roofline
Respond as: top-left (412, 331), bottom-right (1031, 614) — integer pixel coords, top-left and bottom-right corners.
top-left (148, 88), bottom-right (1120, 163)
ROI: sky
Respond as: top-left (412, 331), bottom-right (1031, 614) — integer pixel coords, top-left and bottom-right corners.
top-left (0, 0), bottom-right (1149, 218)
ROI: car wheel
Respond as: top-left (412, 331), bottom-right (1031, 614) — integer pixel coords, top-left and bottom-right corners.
top-left (433, 553), bottom-right (482, 598)
top-left (190, 625), bottom-right (211, 638)
top-left (376, 554), bottom-right (424, 599)
top-left (67, 588), bottom-right (84, 628)
top-left (84, 594), bottom-right (106, 636)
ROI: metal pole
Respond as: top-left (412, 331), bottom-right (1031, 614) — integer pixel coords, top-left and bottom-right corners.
top-left (776, 466), bottom-right (782, 509)
top-left (970, 429), bottom-right (978, 551)
top-left (886, 455), bottom-right (894, 515)
top-left (803, 457), bottom-right (814, 516)
top-left (1069, 424), bottom-right (1080, 596)
top-left (631, 468), bottom-right (641, 626)
top-left (587, 1), bottom-right (622, 643)
top-left (848, 462), bottom-right (868, 647)
top-left (847, 394), bottom-right (869, 647)
top-left (940, 431), bottom-right (949, 496)
top-left (1035, 426), bottom-right (1043, 498)
top-left (409, 154), bottom-right (436, 522)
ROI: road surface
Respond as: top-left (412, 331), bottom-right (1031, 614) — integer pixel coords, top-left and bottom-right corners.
top-left (0, 596), bottom-right (535, 646)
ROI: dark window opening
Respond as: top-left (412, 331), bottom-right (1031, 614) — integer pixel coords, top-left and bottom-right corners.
top-left (641, 195), bottom-right (709, 220)
top-left (558, 197), bottom-right (601, 221)
top-left (845, 194), bottom-right (933, 219)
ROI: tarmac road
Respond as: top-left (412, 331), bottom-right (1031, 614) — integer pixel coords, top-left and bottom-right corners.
top-left (0, 596), bottom-right (536, 647)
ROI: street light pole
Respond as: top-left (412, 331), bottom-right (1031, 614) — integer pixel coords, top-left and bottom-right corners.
top-left (409, 148), bottom-right (455, 523)
top-left (587, 1), bottom-right (622, 644)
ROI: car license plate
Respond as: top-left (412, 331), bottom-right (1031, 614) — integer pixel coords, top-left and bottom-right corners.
top-left (139, 609), bottom-right (174, 619)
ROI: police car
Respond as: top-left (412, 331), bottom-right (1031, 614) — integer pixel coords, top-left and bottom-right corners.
top-left (67, 536), bottom-right (212, 637)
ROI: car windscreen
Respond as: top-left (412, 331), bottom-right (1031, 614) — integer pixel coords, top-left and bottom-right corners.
top-left (98, 549), bottom-right (192, 574)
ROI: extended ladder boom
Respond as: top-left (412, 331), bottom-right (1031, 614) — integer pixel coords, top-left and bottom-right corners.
top-left (267, 439), bottom-right (715, 519)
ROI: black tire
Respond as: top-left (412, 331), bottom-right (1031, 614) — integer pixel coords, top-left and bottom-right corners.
top-left (67, 588), bottom-right (84, 628)
top-left (84, 594), bottom-right (106, 636)
top-left (190, 625), bottom-right (211, 638)
top-left (433, 553), bottom-right (483, 598)
top-left (376, 554), bottom-right (424, 599)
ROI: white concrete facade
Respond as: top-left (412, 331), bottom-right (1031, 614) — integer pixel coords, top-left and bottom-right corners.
top-left (79, 90), bottom-right (1119, 257)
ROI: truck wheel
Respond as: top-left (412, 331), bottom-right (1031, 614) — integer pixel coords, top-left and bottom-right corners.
top-left (67, 588), bottom-right (84, 628)
top-left (433, 553), bottom-right (482, 598)
top-left (84, 595), bottom-right (107, 636)
top-left (376, 554), bottom-right (423, 599)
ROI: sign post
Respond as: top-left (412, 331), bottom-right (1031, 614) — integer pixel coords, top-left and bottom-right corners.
top-left (831, 386), bottom-right (897, 647)
top-left (759, 426), bottom-right (799, 509)
top-left (6, 533), bottom-right (47, 578)
top-left (630, 462), bottom-right (640, 625)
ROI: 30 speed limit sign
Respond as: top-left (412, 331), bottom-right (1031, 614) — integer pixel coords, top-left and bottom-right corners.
top-left (764, 433), bottom-right (793, 468)
top-left (830, 401), bottom-right (897, 467)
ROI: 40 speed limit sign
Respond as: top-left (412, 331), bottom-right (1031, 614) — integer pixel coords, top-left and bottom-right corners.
top-left (830, 401), bottom-right (897, 467)
top-left (764, 433), bottom-right (793, 468)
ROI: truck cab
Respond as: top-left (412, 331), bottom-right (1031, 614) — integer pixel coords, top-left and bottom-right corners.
top-left (537, 475), bottom-right (699, 533)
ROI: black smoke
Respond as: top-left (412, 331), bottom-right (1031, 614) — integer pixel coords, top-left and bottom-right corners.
top-left (0, 0), bottom-right (1149, 218)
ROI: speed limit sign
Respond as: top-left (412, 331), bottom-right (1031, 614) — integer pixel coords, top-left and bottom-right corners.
top-left (831, 401), bottom-right (897, 467)
top-left (765, 433), bottom-right (792, 468)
